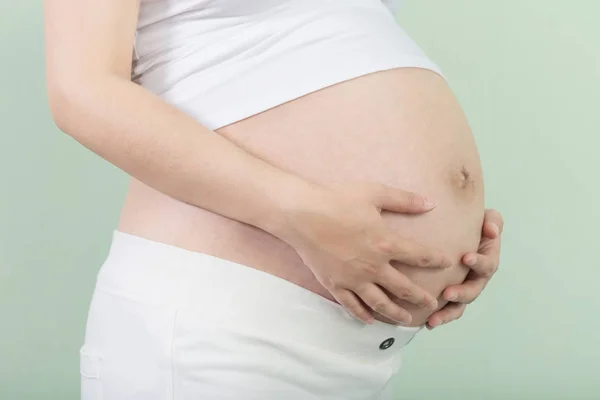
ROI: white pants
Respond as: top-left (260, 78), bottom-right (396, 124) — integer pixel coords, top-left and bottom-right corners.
top-left (80, 230), bottom-right (422, 400)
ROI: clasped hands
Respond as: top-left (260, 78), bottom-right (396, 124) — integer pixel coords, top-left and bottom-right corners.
top-left (425, 209), bottom-right (504, 329)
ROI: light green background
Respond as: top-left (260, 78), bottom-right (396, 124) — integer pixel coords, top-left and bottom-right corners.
top-left (1, 1), bottom-right (599, 399)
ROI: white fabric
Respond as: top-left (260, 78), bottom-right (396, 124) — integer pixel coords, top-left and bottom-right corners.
top-left (381, 0), bottom-right (404, 13)
top-left (132, 0), bottom-right (443, 130)
top-left (80, 230), bottom-right (422, 399)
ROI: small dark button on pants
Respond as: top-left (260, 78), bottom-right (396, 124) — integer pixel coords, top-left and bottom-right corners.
top-left (379, 337), bottom-right (395, 350)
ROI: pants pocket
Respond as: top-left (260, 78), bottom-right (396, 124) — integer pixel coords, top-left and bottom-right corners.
top-left (82, 288), bottom-right (177, 400)
top-left (80, 344), bottom-right (103, 400)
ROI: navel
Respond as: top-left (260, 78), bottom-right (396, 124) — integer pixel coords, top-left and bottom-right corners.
top-left (458, 166), bottom-right (471, 189)
top-left (448, 165), bottom-right (477, 198)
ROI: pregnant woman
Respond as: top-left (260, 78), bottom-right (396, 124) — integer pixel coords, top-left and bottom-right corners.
top-left (44, 0), bottom-right (504, 399)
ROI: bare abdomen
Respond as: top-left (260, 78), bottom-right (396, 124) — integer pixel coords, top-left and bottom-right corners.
top-left (117, 67), bottom-right (485, 326)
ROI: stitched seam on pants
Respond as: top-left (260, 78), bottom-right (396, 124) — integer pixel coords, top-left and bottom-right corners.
top-left (170, 309), bottom-right (179, 400)
top-left (95, 286), bottom-right (177, 307)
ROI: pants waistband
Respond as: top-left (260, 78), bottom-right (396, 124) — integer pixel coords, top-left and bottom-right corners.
top-left (95, 230), bottom-right (422, 364)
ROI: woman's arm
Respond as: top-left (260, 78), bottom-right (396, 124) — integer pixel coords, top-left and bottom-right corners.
top-left (43, 0), bottom-right (315, 234)
top-left (43, 0), bottom-right (454, 325)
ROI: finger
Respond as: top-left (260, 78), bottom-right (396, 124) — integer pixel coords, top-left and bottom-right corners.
top-left (386, 236), bottom-right (453, 269)
top-left (330, 287), bottom-right (375, 324)
top-left (482, 221), bottom-right (499, 239)
top-left (375, 183), bottom-right (436, 214)
top-left (483, 209), bottom-right (504, 238)
top-left (355, 283), bottom-right (413, 324)
top-left (426, 303), bottom-right (467, 329)
top-left (462, 252), bottom-right (498, 278)
top-left (377, 264), bottom-right (439, 310)
top-left (442, 275), bottom-right (488, 304)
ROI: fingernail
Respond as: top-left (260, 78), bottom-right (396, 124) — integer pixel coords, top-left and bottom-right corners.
top-left (423, 197), bottom-right (436, 208)
top-left (447, 293), bottom-right (458, 301)
top-left (465, 255), bottom-right (477, 266)
top-left (491, 224), bottom-right (500, 236)
top-left (426, 298), bottom-right (439, 310)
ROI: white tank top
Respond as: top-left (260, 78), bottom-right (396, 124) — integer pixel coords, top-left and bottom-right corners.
top-left (132, 0), bottom-right (443, 130)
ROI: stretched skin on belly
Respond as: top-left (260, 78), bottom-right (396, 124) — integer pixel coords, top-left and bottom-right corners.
top-left (379, 163), bottom-right (484, 325)
top-left (215, 68), bottom-right (486, 326)
top-left (118, 68), bottom-right (486, 327)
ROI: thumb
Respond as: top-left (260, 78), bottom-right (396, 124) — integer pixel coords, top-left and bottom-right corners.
top-left (375, 184), bottom-right (436, 213)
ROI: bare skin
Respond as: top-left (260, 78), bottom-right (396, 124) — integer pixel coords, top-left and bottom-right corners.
top-left (117, 67), bottom-right (485, 326)
top-left (44, 0), bottom-right (501, 328)
top-left (427, 210), bottom-right (503, 329)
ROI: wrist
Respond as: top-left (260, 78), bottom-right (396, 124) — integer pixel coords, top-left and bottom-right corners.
top-left (258, 175), bottom-right (326, 243)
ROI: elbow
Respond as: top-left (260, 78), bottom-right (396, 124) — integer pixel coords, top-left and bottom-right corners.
top-left (46, 73), bottom-right (130, 140)
top-left (47, 81), bottom-right (72, 133)
top-left (46, 77), bottom-right (83, 135)
top-left (46, 74), bottom-right (107, 136)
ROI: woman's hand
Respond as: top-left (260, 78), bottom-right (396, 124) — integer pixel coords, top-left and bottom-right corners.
top-left (275, 182), bottom-right (454, 326)
top-left (425, 209), bottom-right (504, 329)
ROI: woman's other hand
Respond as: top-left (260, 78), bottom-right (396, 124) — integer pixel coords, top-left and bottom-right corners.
top-left (273, 181), bottom-right (454, 326)
top-left (425, 209), bottom-right (504, 329)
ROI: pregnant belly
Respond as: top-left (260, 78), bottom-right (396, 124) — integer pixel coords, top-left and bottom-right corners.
top-left (118, 67), bottom-right (486, 326)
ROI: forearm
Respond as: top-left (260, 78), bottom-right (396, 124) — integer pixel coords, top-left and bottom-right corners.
top-left (49, 75), bottom-right (317, 235)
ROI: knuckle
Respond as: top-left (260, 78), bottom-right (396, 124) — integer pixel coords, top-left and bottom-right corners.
top-left (372, 300), bottom-right (388, 312)
top-left (374, 239), bottom-right (396, 256)
top-left (417, 255), bottom-right (432, 267)
top-left (361, 261), bottom-right (383, 278)
top-left (397, 287), bottom-right (413, 300)
top-left (323, 275), bottom-right (339, 290)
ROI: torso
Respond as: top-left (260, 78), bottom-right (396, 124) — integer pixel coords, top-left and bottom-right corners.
top-left (117, 67), bottom-right (485, 326)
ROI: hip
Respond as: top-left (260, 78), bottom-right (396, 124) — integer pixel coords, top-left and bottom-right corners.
top-left (80, 230), bottom-right (421, 400)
